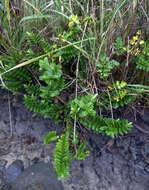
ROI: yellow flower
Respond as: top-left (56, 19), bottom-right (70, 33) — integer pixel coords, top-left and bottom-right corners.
top-left (134, 48), bottom-right (140, 55)
top-left (68, 15), bottom-right (80, 29)
top-left (113, 96), bottom-right (120, 102)
top-left (129, 38), bottom-right (137, 46)
top-left (86, 151), bottom-right (90, 156)
top-left (68, 21), bottom-right (74, 29)
top-left (128, 49), bottom-right (133, 54)
top-left (134, 51), bottom-right (140, 56)
top-left (130, 40), bottom-right (135, 45)
top-left (137, 30), bottom-right (141, 35)
top-left (118, 90), bottom-right (127, 99)
top-left (133, 35), bottom-right (138, 41)
top-left (139, 40), bottom-right (144, 45)
top-left (108, 86), bottom-right (113, 90)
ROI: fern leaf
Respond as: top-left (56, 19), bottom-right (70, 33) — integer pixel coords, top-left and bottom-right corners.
top-left (24, 95), bottom-right (44, 113)
top-left (26, 32), bottom-right (42, 46)
top-left (81, 115), bottom-right (132, 138)
top-left (44, 131), bottom-right (57, 144)
top-left (24, 84), bottom-right (40, 96)
top-left (54, 131), bottom-right (70, 180)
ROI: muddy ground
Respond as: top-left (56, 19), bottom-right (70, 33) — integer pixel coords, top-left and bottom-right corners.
top-left (0, 89), bottom-right (149, 190)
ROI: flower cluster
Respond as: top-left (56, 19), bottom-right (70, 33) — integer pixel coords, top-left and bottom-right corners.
top-left (128, 30), bottom-right (144, 56)
top-left (113, 90), bottom-right (127, 102)
top-left (108, 81), bottom-right (128, 102)
top-left (68, 15), bottom-right (80, 29)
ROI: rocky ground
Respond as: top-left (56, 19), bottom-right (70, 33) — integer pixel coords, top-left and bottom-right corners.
top-left (0, 89), bottom-right (149, 190)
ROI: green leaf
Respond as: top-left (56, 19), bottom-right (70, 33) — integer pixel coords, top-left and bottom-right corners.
top-left (44, 131), bottom-right (57, 144)
top-left (54, 131), bottom-right (70, 180)
top-left (20, 15), bottom-right (53, 23)
top-left (76, 142), bottom-right (88, 160)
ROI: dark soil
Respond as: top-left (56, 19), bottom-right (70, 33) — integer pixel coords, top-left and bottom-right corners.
top-left (1, 89), bottom-right (149, 190)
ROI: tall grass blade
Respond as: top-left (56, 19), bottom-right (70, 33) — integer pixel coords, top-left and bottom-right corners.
top-left (5, 0), bottom-right (11, 27)
top-left (20, 14), bottom-right (54, 23)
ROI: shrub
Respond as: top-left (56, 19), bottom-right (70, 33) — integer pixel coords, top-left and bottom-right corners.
top-left (0, 0), bottom-right (149, 179)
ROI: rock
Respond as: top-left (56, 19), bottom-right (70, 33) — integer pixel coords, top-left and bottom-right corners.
top-left (0, 159), bottom-right (7, 167)
top-left (0, 165), bottom-right (5, 187)
top-left (10, 162), bottom-right (64, 190)
top-left (144, 153), bottom-right (149, 164)
top-left (4, 160), bottom-right (24, 184)
top-left (0, 165), bottom-right (5, 173)
top-left (31, 157), bottom-right (39, 165)
top-left (25, 183), bottom-right (45, 190)
top-left (139, 110), bottom-right (149, 124)
top-left (144, 165), bottom-right (149, 174)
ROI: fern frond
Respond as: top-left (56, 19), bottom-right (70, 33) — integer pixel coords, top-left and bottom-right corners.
top-left (1, 68), bottom-right (32, 91)
top-left (54, 131), bottom-right (70, 179)
top-left (24, 95), bottom-right (44, 113)
top-left (40, 39), bottom-right (51, 53)
top-left (102, 118), bottom-right (132, 138)
top-left (24, 84), bottom-right (40, 96)
top-left (26, 32), bottom-right (42, 46)
top-left (80, 115), bottom-right (106, 133)
top-left (26, 32), bottom-right (51, 54)
top-left (44, 131), bottom-right (57, 144)
top-left (24, 94), bottom-right (62, 121)
top-left (81, 115), bottom-right (132, 138)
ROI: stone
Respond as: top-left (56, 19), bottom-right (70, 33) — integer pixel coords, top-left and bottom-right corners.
top-left (4, 160), bottom-right (24, 184)
top-left (0, 159), bottom-right (7, 167)
top-left (144, 165), bottom-right (149, 174)
top-left (10, 162), bottom-right (64, 190)
top-left (25, 183), bottom-right (45, 190)
top-left (31, 157), bottom-right (39, 165)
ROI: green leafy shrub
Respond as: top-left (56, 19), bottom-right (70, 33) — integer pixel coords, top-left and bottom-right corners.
top-left (100, 81), bottom-right (134, 110)
top-left (69, 94), bottom-right (132, 138)
top-left (44, 128), bottom-right (89, 179)
top-left (136, 41), bottom-right (149, 71)
top-left (96, 55), bottom-right (120, 79)
top-left (24, 57), bottom-right (64, 121)
top-left (0, 0), bottom-right (149, 180)
top-left (114, 37), bottom-right (126, 56)
top-left (70, 94), bottom-right (97, 119)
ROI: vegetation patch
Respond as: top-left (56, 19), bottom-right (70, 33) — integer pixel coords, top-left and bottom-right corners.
top-left (0, 0), bottom-right (149, 179)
